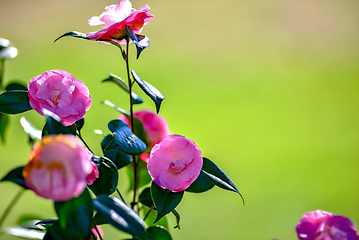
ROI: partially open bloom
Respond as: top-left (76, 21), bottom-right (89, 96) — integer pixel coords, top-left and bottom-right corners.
top-left (23, 135), bottom-right (94, 202)
top-left (147, 135), bottom-right (203, 192)
top-left (296, 210), bottom-right (358, 240)
top-left (86, 0), bottom-right (153, 44)
top-left (28, 70), bottom-right (92, 126)
top-left (119, 109), bottom-right (170, 149)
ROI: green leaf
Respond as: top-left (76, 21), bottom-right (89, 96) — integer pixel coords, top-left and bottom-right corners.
top-left (0, 90), bottom-right (32, 114)
top-left (43, 220), bottom-right (83, 240)
top-left (88, 155), bottom-right (118, 196)
top-left (131, 70), bottom-right (165, 114)
top-left (54, 188), bottom-right (93, 239)
top-left (125, 26), bottom-right (150, 59)
top-left (171, 209), bottom-right (181, 229)
top-left (54, 31), bottom-right (89, 42)
top-left (93, 195), bottom-right (149, 240)
top-left (185, 170), bottom-right (214, 193)
top-left (101, 134), bottom-right (132, 169)
top-left (202, 157), bottom-right (245, 204)
top-left (5, 82), bottom-right (27, 91)
top-left (5, 226), bottom-right (45, 239)
top-left (102, 73), bottom-right (144, 104)
top-left (143, 209), bottom-right (168, 230)
top-left (151, 182), bottom-right (184, 223)
top-left (0, 112), bottom-right (9, 143)
top-left (0, 166), bottom-right (28, 189)
top-left (20, 117), bottom-right (42, 141)
top-left (106, 119), bottom-right (146, 155)
top-left (139, 187), bottom-right (153, 208)
top-left (75, 118), bottom-right (85, 131)
top-left (102, 100), bottom-right (129, 115)
top-left (41, 110), bottom-right (72, 136)
top-left (147, 226), bottom-right (172, 240)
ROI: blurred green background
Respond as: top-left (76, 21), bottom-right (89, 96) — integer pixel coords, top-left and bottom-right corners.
top-left (1, 0), bottom-right (359, 239)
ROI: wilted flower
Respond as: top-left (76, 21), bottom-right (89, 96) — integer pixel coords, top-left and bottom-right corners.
top-left (86, 0), bottom-right (153, 44)
top-left (23, 135), bottom-right (94, 202)
top-left (0, 38), bottom-right (18, 59)
top-left (296, 210), bottom-right (358, 240)
top-left (28, 70), bottom-right (92, 126)
top-left (119, 109), bottom-right (170, 149)
top-left (147, 135), bottom-right (203, 192)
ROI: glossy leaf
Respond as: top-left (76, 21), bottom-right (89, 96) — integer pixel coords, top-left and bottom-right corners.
top-left (0, 166), bottom-right (28, 189)
top-left (185, 170), bottom-right (214, 193)
top-left (0, 90), bottom-right (32, 114)
top-left (102, 100), bottom-right (129, 115)
top-left (0, 112), bottom-right (9, 143)
top-left (5, 82), bottom-right (27, 91)
top-left (54, 188), bottom-right (93, 238)
top-left (106, 119), bottom-right (146, 155)
top-left (125, 26), bottom-right (150, 59)
top-left (43, 220), bottom-right (84, 240)
top-left (93, 195), bottom-right (149, 240)
top-left (74, 118), bottom-right (85, 131)
top-left (202, 157), bottom-right (245, 204)
top-left (102, 73), bottom-right (144, 104)
top-left (139, 187), bottom-right (153, 208)
top-left (41, 110), bottom-right (71, 136)
top-left (147, 226), bottom-right (172, 240)
top-left (20, 117), bottom-right (42, 141)
top-left (88, 155), bottom-right (118, 196)
top-left (54, 31), bottom-right (89, 42)
top-left (5, 226), bottom-right (45, 239)
top-left (101, 134), bottom-right (132, 169)
top-left (151, 182), bottom-right (184, 223)
top-left (131, 70), bottom-right (164, 114)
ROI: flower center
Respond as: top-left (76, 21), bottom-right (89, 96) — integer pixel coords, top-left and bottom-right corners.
top-left (168, 159), bottom-right (186, 174)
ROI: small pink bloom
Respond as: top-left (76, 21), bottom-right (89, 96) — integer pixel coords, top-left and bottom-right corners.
top-left (23, 135), bottom-right (93, 202)
top-left (147, 135), bottom-right (203, 192)
top-left (86, 161), bottom-right (99, 185)
top-left (296, 210), bottom-right (358, 240)
top-left (28, 70), bottom-right (92, 126)
top-left (86, 0), bottom-right (153, 44)
top-left (119, 110), bottom-right (171, 149)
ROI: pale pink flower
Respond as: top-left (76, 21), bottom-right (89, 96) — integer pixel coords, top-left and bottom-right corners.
top-left (23, 135), bottom-right (93, 202)
top-left (28, 70), bottom-right (92, 126)
top-left (147, 135), bottom-right (203, 192)
top-left (296, 210), bottom-right (358, 240)
top-left (119, 109), bottom-right (171, 149)
top-left (86, 0), bottom-right (153, 44)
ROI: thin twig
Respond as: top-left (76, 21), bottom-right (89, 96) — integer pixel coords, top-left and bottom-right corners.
top-left (143, 204), bottom-right (155, 221)
top-left (116, 188), bottom-right (127, 205)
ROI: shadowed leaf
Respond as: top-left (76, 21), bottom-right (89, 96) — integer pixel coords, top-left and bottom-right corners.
top-left (0, 166), bottom-right (28, 189)
top-left (0, 90), bottom-right (32, 114)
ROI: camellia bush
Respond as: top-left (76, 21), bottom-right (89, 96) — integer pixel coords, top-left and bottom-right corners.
top-left (0, 1), bottom-right (244, 239)
top-left (1, 1), bottom-right (359, 240)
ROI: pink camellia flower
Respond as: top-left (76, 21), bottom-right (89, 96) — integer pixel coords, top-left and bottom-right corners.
top-left (28, 70), bottom-right (92, 126)
top-left (119, 109), bottom-right (171, 149)
top-left (23, 135), bottom-right (94, 202)
top-left (296, 210), bottom-right (359, 240)
top-left (86, 161), bottom-right (99, 185)
top-left (147, 135), bottom-right (203, 192)
top-left (86, 0), bottom-right (153, 44)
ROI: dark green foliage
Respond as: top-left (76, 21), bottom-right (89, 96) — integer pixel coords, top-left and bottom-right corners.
top-left (147, 226), bottom-right (172, 240)
top-left (106, 119), bottom-right (146, 155)
top-left (185, 170), bottom-right (215, 193)
top-left (151, 182), bottom-right (183, 223)
top-left (5, 82), bottom-right (27, 91)
top-left (0, 166), bottom-right (28, 189)
top-left (53, 189), bottom-right (93, 240)
top-left (88, 155), bottom-right (118, 196)
top-left (131, 70), bottom-right (164, 114)
top-left (202, 157), bottom-right (245, 204)
top-left (0, 90), bottom-right (32, 114)
top-left (101, 134), bottom-right (132, 169)
top-left (102, 73), bottom-right (144, 104)
top-left (93, 195), bottom-right (149, 240)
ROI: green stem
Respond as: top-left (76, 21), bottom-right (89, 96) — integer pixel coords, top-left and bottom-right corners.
top-left (0, 188), bottom-right (25, 230)
top-left (0, 59), bottom-right (5, 92)
top-left (124, 39), bottom-right (138, 210)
